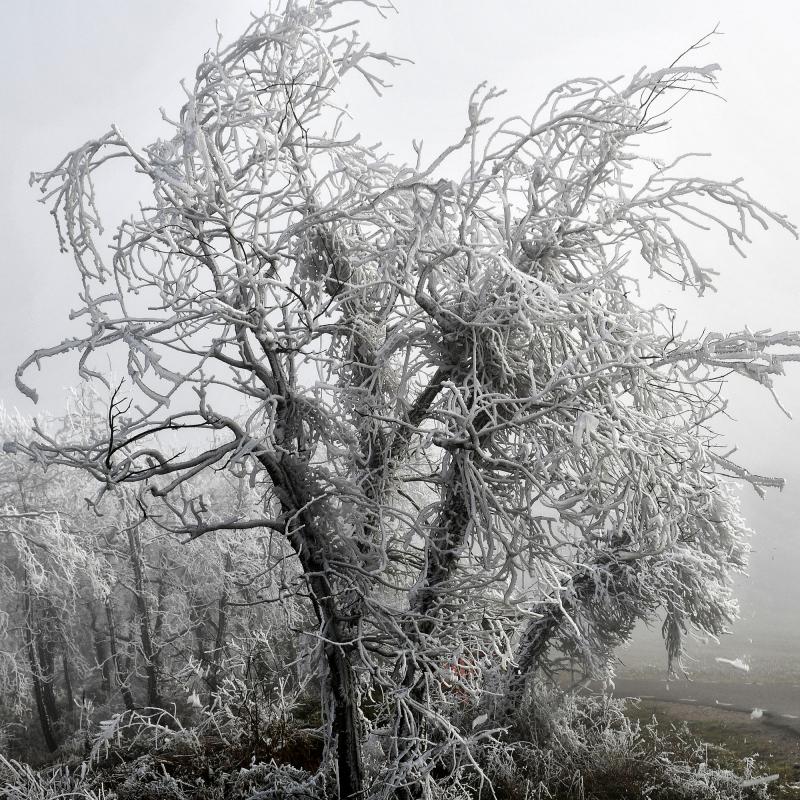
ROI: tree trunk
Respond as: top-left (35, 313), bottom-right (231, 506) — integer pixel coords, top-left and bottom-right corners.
top-left (105, 594), bottom-right (135, 712)
top-left (36, 632), bottom-right (60, 730)
top-left (89, 603), bottom-right (112, 696)
top-left (326, 640), bottom-right (364, 800)
top-left (26, 633), bottom-right (58, 752)
top-left (62, 652), bottom-right (75, 722)
top-left (189, 602), bottom-right (211, 688)
top-left (23, 595), bottom-right (58, 752)
top-left (152, 564), bottom-right (167, 649)
top-left (500, 608), bottom-right (564, 722)
top-left (501, 538), bottom-right (637, 720)
top-left (207, 550), bottom-right (232, 697)
top-left (126, 523), bottom-right (161, 708)
top-left (390, 454), bottom-right (471, 799)
top-left (272, 457), bottom-right (365, 800)
top-left (298, 553), bottom-right (364, 800)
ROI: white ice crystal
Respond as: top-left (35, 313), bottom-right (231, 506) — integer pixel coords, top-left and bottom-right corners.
top-left (471, 713), bottom-right (489, 730)
top-left (572, 411), bottom-right (599, 446)
top-left (714, 656), bottom-right (750, 673)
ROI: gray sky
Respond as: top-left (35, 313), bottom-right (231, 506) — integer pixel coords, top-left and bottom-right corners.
top-left (2, 1), bottom-right (799, 657)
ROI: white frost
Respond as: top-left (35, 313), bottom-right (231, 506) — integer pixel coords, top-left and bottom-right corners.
top-left (572, 411), bottom-right (599, 446)
top-left (714, 657), bottom-right (750, 673)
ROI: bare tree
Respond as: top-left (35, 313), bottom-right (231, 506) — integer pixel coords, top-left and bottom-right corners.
top-left (16, 3), bottom-right (800, 797)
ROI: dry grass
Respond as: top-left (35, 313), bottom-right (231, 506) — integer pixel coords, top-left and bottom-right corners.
top-left (626, 699), bottom-right (800, 797)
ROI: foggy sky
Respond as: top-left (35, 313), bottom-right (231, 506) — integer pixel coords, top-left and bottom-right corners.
top-left (2, 1), bottom-right (799, 661)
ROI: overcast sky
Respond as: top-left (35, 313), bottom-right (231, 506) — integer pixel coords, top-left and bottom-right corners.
top-left (2, 1), bottom-right (799, 659)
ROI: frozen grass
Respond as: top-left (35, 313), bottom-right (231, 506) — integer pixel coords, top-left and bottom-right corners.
top-left (626, 699), bottom-right (800, 798)
top-left (2, 681), bottom-right (781, 800)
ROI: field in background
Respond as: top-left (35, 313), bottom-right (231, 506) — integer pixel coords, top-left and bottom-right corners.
top-left (613, 624), bottom-right (800, 796)
top-left (625, 699), bottom-right (800, 797)
top-left (619, 622), bottom-right (800, 683)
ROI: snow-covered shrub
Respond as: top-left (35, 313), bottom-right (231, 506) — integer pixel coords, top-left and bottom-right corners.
top-left (0, 755), bottom-right (105, 800)
top-left (474, 684), bottom-right (771, 800)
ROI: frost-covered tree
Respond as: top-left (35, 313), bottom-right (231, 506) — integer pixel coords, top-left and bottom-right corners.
top-left (0, 399), bottom-right (316, 760)
top-left (15, 2), bottom-right (799, 797)
top-left (0, 406), bottom-right (109, 751)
